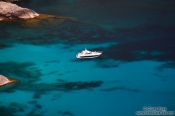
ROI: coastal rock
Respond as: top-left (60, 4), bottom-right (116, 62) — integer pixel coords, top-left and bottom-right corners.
top-left (0, 1), bottom-right (39, 21)
top-left (0, 75), bottom-right (16, 86)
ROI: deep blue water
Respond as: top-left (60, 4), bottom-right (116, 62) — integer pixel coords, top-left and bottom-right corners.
top-left (0, 0), bottom-right (175, 116)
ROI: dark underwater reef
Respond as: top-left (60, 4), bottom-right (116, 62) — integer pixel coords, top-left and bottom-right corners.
top-left (0, 43), bottom-right (11, 49)
top-left (0, 62), bottom-right (103, 93)
top-left (0, 104), bottom-right (74, 116)
top-left (0, 62), bottom-right (42, 84)
top-left (0, 19), bottom-right (111, 45)
top-left (0, 61), bottom-right (139, 94)
top-left (0, 104), bottom-right (46, 116)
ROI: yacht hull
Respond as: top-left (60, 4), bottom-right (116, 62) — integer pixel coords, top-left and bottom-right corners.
top-left (77, 55), bottom-right (101, 59)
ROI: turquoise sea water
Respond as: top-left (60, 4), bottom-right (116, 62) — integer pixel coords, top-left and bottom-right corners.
top-left (0, 0), bottom-right (175, 116)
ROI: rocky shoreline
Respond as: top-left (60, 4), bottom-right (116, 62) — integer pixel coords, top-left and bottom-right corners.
top-left (0, 1), bottom-right (39, 21)
top-left (0, 75), bottom-right (16, 87)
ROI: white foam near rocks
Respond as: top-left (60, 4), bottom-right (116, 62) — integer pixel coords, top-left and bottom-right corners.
top-left (0, 1), bottom-right (39, 20)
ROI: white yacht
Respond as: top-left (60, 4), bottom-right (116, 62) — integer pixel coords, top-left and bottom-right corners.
top-left (76, 49), bottom-right (102, 59)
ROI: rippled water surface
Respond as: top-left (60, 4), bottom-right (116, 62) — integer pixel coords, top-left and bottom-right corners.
top-left (0, 0), bottom-right (175, 116)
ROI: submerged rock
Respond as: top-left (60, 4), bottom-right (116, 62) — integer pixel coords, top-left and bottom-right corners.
top-left (0, 75), bottom-right (16, 86)
top-left (0, 1), bottom-right (39, 21)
